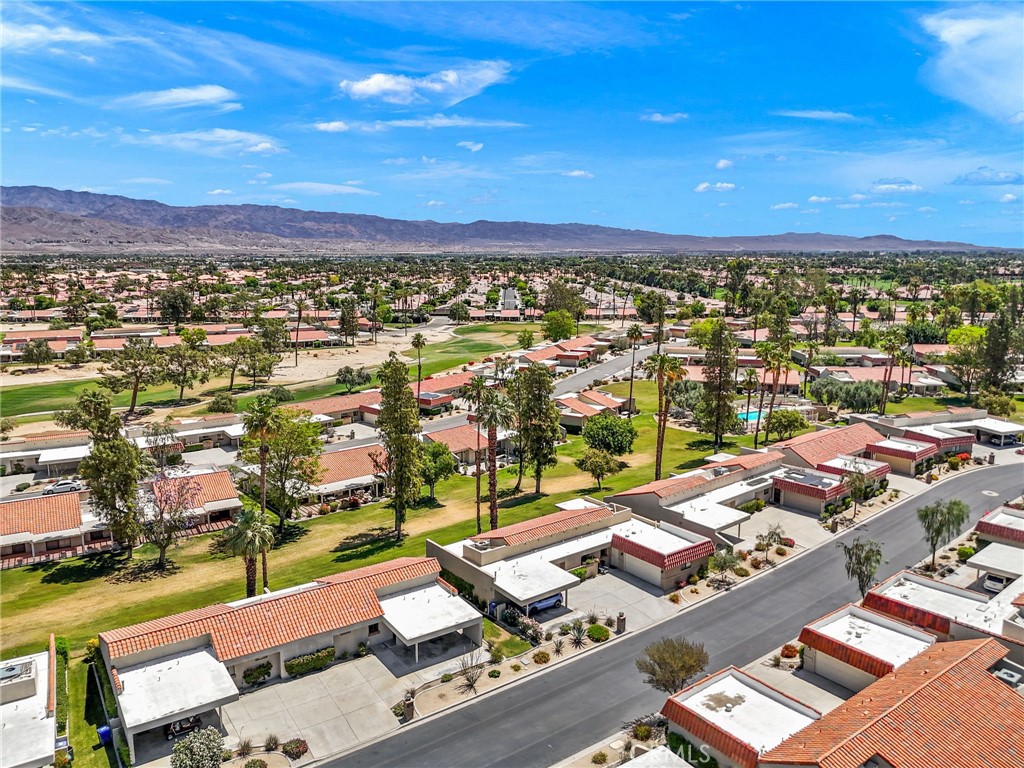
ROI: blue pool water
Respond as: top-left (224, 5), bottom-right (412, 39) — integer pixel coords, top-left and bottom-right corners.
top-left (738, 410), bottom-right (763, 422)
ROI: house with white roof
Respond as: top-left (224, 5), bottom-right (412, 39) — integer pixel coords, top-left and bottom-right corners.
top-left (0, 637), bottom-right (57, 768)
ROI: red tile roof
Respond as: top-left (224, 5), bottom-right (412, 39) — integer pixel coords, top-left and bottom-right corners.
top-left (614, 452), bottom-right (785, 499)
top-left (774, 424), bottom-right (883, 467)
top-left (470, 506), bottom-right (613, 547)
top-left (316, 444), bottom-right (383, 484)
top-left (556, 396), bottom-right (604, 418)
top-left (423, 424), bottom-right (486, 455)
top-left (301, 390), bottom-right (382, 417)
top-left (152, 470), bottom-right (239, 510)
top-left (761, 639), bottom-right (1024, 768)
top-left (0, 493), bottom-right (83, 536)
top-left (101, 557), bottom-right (440, 661)
top-left (578, 390), bottom-right (623, 409)
top-left (419, 370), bottom-right (478, 393)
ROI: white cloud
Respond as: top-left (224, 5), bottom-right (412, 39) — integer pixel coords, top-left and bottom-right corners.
top-left (357, 114), bottom-right (525, 131)
top-left (954, 166), bottom-right (1023, 185)
top-left (21, 126), bottom-right (37, 132)
top-left (0, 75), bottom-right (74, 100)
top-left (715, 159), bottom-right (733, 170)
top-left (917, 206), bottom-right (939, 213)
top-left (836, 203), bottom-right (861, 209)
top-left (958, 199), bottom-right (976, 205)
top-left (866, 202), bottom-right (908, 209)
top-left (123, 177), bottom-right (171, 185)
top-left (111, 84), bottom-right (240, 112)
top-left (849, 193), bottom-right (869, 201)
top-left (920, 6), bottom-right (1024, 123)
top-left (1, 22), bottom-right (107, 49)
top-left (128, 128), bottom-right (283, 156)
top-left (255, 172), bottom-right (272, 179)
top-left (457, 141), bottom-right (484, 152)
top-left (1000, 193), bottom-right (1018, 203)
top-left (871, 177), bottom-right (923, 194)
top-left (800, 209), bottom-right (820, 214)
top-left (207, 189), bottom-right (233, 195)
top-left (694, 182), bottom-right (735, 192)
top-left (642, 112), bottom-right (688, 123)
top-left (426, 200), bottom-right (445, 207)
top-left (313, 121), bottom-right (350, 133)
top-left (808, 196), bottom-right (833, 203)
top-left (272, 181), bottom-right (378, 196)
top-left (562, 170), bottom-right (594, 179)
top-left (339, 61), bottom-right (510, 107)
top-left (771, 109), bottom-right (858, 121)
top-left (770, 202), bottom-right (799, 210)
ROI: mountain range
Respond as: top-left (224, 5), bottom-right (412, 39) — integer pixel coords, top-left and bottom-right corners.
top-left (0, 185), bottom-right (993, 254)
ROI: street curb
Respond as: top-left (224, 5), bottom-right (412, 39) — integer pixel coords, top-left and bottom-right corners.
top-left (305, 461), bottom-right (1018, 767)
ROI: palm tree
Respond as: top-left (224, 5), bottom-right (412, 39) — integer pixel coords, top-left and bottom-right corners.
top-left (465, 376), bottom-right (490, 534)
top-left (223, 508), bottom-right (275, 598)
top-left (802, 340), bottom-right (820, 395)
top-left (369, 285), bottom-right (384, 344)
top-left (752, 341), bottom-right (779, 449)
top-left (626, 323), bottom-right (644, 419)
top-left (242, 396), bottom-right (279, 580)
top-left (761, 335), bottom-right (793, 446)
top-left (478, 390), bottom-right (515, 530)
top-left (293, 298), bottom-right (308, 367)
top-left (878, 327), bottom-right (906, 415)
top-left (411, 332), bottom-right (427, 400)
top-left (742, 367), bottom-right (759, 423)
top-left (643, 354), bottom-right (685, 480)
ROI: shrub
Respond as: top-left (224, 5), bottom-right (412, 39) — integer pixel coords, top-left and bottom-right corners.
top-left (591, 751), bottom-right (608, 765)
top-left (489, 646), bottom-right (504, 665)
top-left (245, 760), bottom-right (266, 768)
top-left (781, 537), bottom-right (795, 547)
top-left (558, 623), bottom-right (572, 636)
top-left (242, 661), bottom-right (272, 687)
top-left (502, 606), bottom-right (523, 628)
top-left (207, 392), bottom-right (237, 413)
top-left (586, 609), bottom-right (600, 625)
top-left (391, 703), bottom-right (405, 718)
top-left (732, 566), bottom-right (750, 578)
top-left (183, 443), bottom-right (205, 453)
top-left (738, 549), bottom-right (749, 561)
top-left (956, 452), bottom-right (971, 462)
top-left (632, 724), bottom-right (653, 741)
top-left (268, 386), bottom-right (294, 402)
top-left (318, 504), bottom-right (330, 515)
top-left (687, 573), bottom-right (700, 585)
top-left (237, 738), bottom-right (253, 757)
top-left (263, 734), bottom-right (279, 752)
top-left (553, 638), bottom-right (565, 656)
top-left (947, 456), bottom-right (961, 470)
top-left (283, 647), bottom-right (334, 677)
top-left (668, 592), bottom-right (681, 604)
top-left (441, 673), bottom-right (454, 683)
top-left (604, 615), bottom-right (615, 628)
top-left (771, 654), bottom-right (782, 668)
top-left (55, 654), bottom-right (68, 733)
top-left (586, 624), bottom-right (610, 643)
top-left (753, 541), bottom-right (767, 552)
top-left (281, 740), bottom-right (309, 760)
top-left (570, 566), bottom-right (589, 580)
top-left (781, 643), bottom-right (799, 659)
top-left (545, 630), bottom-right (554, 641)
top-left (14, 482), bottom-right (30, 492)
top-left (957, 545), bottom-right (976, 561)
top-left (511, 663), bottom-right (522, 672)
top-left (749, 556), bottom-right (763, 569)
top-left (85, 638), bottom-right (100, 663)
top-left (775, 546), bottom-right (787, 556)
top-left (532, 650), bottom-right (551, 665)
top-left (54, 636), bottom-right (69, 661)
top-left (488, 669), bottom-right (501, 679)
top-left (737, 498), bottom-right (766, 514)
top-left (357, 642), bottom-right (368, 657)
top-left (222, 750), bottom-right (234, 763)
top-left (54, 753), bottom-right (71, 768)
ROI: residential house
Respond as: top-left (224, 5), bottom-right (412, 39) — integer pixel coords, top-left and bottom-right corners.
top-left (151, 469), bottom-right (242, 527)
top-left (0, 637), bottom-right (57, 768)
top-left (0, 493), bottom-right (112, 567)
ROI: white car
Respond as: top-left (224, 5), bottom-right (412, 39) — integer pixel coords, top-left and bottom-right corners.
top-left (42, 479), bottom-right (82, 495)
top-left (983, 573), bottom-right (1014, 594)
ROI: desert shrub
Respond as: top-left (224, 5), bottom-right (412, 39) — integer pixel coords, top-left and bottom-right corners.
top-left (502, 606), bottom-right (523, 628)
top-left (586, 624), bottom-right (610, 643)
top-left (511, 663), bottom-right (522, 672)
top-left (441, 673), bottom-right (454, 683)
top-left (533, 650), bottom-right (551, 665)
top-left (586, 609), bottom-right (600, 625)
top-left (488, 669), bottom-right (501, 679)
top-left (14, 482), bottom-right (30, 492)
top-left (558, 623), bottom-right (572, 636)
top-left (687, 574), bottom-right (700, 585)
top-left (668, 592), bottom-right (681, 604)
top-left (738, 549), bottom-right (749, 561)
top-left (489, 646), bottom-right (504, 665)
top-left (263, 734), bottom-right (279, 752)
top-left (553, 638), bottom-right (565, 656)
top-left (604, 615), bottom-right (615, 627)
top-left (281, 740), bottom-right (309, 760)
top-left (947, 456), bottom-right (961, 470)
top-left (749, 556), bottom-right (763, 569)
top-left (957, 545), bottom-right (976, 561)
top-left (237, 738), bottom-right (253, 757)
top-left (222, 750), bottom-right (234, 763)
top-left (732, 566), bottom-right (750, 578)
top-left (54, 753), bottom-right (71, 768)
top-left (738, 499), bottom-right (766, 514)
top-left (781, 643), bottom-right (799, 659)
top-left (242, 661), bottom-right (272, 687)
top-left (545, 630), bottom-right (554, 641)
top-left (391, 703), bottom-right (405, 717)
top-left (283, 647), bottom-right (334, 677)
top-left (632, 724), bottom-right (653, 741)
top-left (207, 392), bottom-right (237, 413)
top-left (357, 642), bottom-right (368, 657)
top-left (591, 751), bottom-right (608, 765)
top-left (268, 386), bottom-right (294, 402)
top-left (771, 654), bottom-right (782, 668)
top-left (245, 760), bottom-right (266, 768)
top-left (753, 541), bottom-right (767, 552)
top-left (570, 566), bottom-right (589, 580)
top-left (775, 546), bottom-right (787, 556)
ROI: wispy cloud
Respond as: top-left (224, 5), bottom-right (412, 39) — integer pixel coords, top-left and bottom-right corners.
top-left (771, 109), bottom-right (858, 122)
top-left (312, 121), bottom-right (350, 133)
top-left (1000, 193), bottom-right (1018, 203)
top-left (391, 156), bottom-right (499, 181)
top-left (0, 75), bottom-right (75, 100)
top-left (953, 166), bottom-right (1023, 185)
top-left (111, 84), bottom-right (241, 112)
top-left (920, 5), bottom-right (1024, 124)
top-left (425, 200), bottom-right (445, 207)
top-left (808, 196), bottom-right (833, 203)
top-left (339, 61), bottom-right (510, 108)
top-left (273, 181), bottom-right (378, 196)
top-left (871, 177), bottom-right (923, 193)
top-left (457, 141), bottom-right (483, 152)
top-left (123, 177), bottom-right (171, 185)
top-left (562, 170), bottom-right (594, 179)
top-left (694, 182), bottom-right (735, 192)
top-left (207, 189), bottom-right (233, 195)
top-left (356, 114), bottom-right (525, 131)
top-left (641, 111), bottom-right (688, 124)
top-left (1, 22), bottom-right (109, 49)
top-left (917, 206), bottom-right (939, 213)
top-left (128, 128), bottom-right (283, 156)
top-left (770, 202), bottom-right (799, 210)
top-left (715, 159), bottom-right (733, 170)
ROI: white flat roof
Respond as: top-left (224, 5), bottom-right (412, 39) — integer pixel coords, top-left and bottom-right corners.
top-left (872, 436), bottom-right (932, 452)
top-left (982, 507), bottom-right (1024, 534)
top-left (906, 424), bottom-right (972, 440)
top-left (951, 418), bottom-right (1022, 436)
top-left (0, 651), bottom-right (54, 768)
top-left (666, 497), bottom-right (750, 532)
top-left (673, 670), bottom-right (817, 753)
top-left (818, 455), bottom-right (888, 474)
top-left (626, 746), bottom-right (688, 768)
top-left (814, 609), bottom-right (932, 667)
top-left (36, 445), bottom-right (91, 463)
top-left (967, 543), bottom-right (1024, 578)
top-left (379, 583), bottom-right (480, 645)
top-left (878, 573), bottom-right (1024, 635)
top-left (555, 497), bottom-right (602, 511)
top-left (117, 647), bottom-right (238, 731)
top-left (613, 518), bottom-right (707, 554)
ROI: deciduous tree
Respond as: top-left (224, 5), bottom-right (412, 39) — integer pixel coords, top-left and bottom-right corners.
top-left (420, 441), bottom-right (457, 499)
top-left (582, 412), bottom-right (637, 455)
top-left (575, 448), bottom-right (621, 490)
top-left (374, 353), bottom-right (422, 537)
top-left (635, 637), bottom-right (709, 694)
top-left (917, 499), bottom-right (970, 569)
top-left (837, 537), bottom-right (883, 597)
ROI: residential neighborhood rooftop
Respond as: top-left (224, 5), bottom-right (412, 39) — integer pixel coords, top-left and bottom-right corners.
top-left (806, 605), bottom-right (934, 669)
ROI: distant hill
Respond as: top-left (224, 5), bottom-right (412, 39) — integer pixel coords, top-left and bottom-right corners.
top-left (0, 185), bottom-right (993, 254)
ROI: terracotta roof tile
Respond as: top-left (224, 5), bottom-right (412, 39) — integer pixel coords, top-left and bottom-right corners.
top-left (0, 493), bottom-right (83, 536)
top-left (470, 506), bottom-right (613, 546)
top-left (316, 444), bottom-right (383, 484)
top-left (761, 639), bottom-right (1024, 768)
top-left (774, 424), bottom-right (883, 467)
top-left (578, 390), bottom-right (623, 409)
top-left (152, 470), bottom-right (239, 510)
top-left (301, 390), bottom-right (382, 417)
top-left (423, 424), bottom-right (486, 455)
top-left (556, 397), bottom-right (604, 418)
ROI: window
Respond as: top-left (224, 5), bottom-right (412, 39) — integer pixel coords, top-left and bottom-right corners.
top-left (10, 543), bottom-right (26, 554)
top-left (46, 540), bottom-right (61, 551)
top-left (368, 623), bottom-right (380, 636)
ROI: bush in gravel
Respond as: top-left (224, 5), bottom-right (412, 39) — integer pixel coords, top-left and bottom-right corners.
top-left (489, 646), bottom-right (504, 665)
top-left (569, 624), bottom-right (587, 649)
top-left (586, 624), bottom-right (610, 643)
top-left (441, 673), bottom-right (454, 683)
top-left (732, 566), bottom-right (750, 578)
top-left (603, 615), bottom-right (614, 628)
top-left (632, 724), bottom-right (653, 741)
top-left (781, 643), bottom-right (799, 659)
top-left (245, 760), bottom-right (266, 768)
top-left (775, 546), bottom-right (787, 556)
top-left (511, 663), bottom-right (522, 672)
top-left (488, 670), bottom-right (501, 679)
top-left (263, 734), bottom-right (279, 752)
top-left (591, 751), bottom-right (608, 765)
top-left (586, 609), bottom-right (600, 625)
top-left (668, 592), bottom-right (681, 604)
top-left (956, 545), bottom-right (975, 561)
top-left (281, 740), bottom-right (309, 760)
top-left (237, 738), bottom-right (253, 757)
top-left (558, 623), bottom-right (572, 636)
top-left (553, 638), bottom-right (565, 656)
top-left (532, 650), bottom-right (551, 665)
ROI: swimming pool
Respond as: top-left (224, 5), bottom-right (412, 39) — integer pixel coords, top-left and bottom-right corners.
top-left (738, 410), bottom-right (763, 422)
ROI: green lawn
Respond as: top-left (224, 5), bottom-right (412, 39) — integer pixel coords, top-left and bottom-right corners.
top-left (67, 657), bottom-right (117, 768)
top-left (402, 336), bottom-right (515, 379)
top-left (0, 378), bottom-right (187, 418)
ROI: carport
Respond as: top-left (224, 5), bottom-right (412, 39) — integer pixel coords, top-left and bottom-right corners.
top-left (379, 583), bottom-right (483, 663)
top-left (966, 543), bottom-right (1024, 581)
top-left (117, 647), bottom-right (239, 764)
top-left (485, 556), bottom-right (579, 616)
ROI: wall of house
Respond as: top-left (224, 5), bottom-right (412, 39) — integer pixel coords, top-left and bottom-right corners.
top-left (802, 647), bottom-right (877, 693)
top-left (777, 490), bottom-right (824, 515)
top-left (870, 454), bottom-right (917, 476)
top-left (426, 539), bottom-right (497, 604)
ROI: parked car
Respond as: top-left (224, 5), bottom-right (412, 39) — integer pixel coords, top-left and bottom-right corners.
top-left (983, 573), bottom-right (1014, 594)
top-left (526, 593), bottom-right (563, 615)
top-left (42, 479), bottom-right (82, 495)
top-left (164, 715), bottom-right (202, 740)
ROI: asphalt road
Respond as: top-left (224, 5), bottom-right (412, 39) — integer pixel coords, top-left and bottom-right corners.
top-left (330, 462), bottom-right (1023, 768)
top-left (552, 344), bottom-right (656, 396)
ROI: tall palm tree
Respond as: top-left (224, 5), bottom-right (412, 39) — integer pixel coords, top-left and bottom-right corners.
top-left (222, 508), bottom-right (275, 598)
top-left (761, 336), bottom-right (793, 446)
top-left (878, 327), bottom-right (906, 415)
top-left (465, 376), bottom-right (490, 534)
top-left (293, 298), bottom-right (308, 367)
top-left (478, 390), bottom-right (515, 530)
top-left (802, 340), bottom-right (821, 394)
top-left (742, 367), bottom-right (759, 423)
top-left (626, 323), bottom-right (644, 419)
top-left (752, 341), bottom-right (778, 449)
top-left (643, 354), bottom-right (685, 481)
top-left (242, 396), bottom-right (279, 580)
top-left (369, 285), bottom-right (384, 344)
top-left (411, 332), bottom-right (427, 400)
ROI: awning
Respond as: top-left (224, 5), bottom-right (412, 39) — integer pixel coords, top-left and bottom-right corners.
top-left (204, 498), bottom-right (241, 513)
top-left (117, 647), bottom-right (238, 732)
top-left (488, 557), bottom-right (579, 605)
top-left (314, 476), bottom-right (377, 495)
top-left (967, 543), bottom-right (1024, 579)
top-left (37, 445), bottom-right (91, 464)
top-left (379, 583), bottom-right (481, 646)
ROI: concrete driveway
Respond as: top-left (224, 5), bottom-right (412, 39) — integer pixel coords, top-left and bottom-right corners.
top-left (559, 570), bottom-right (677, 631)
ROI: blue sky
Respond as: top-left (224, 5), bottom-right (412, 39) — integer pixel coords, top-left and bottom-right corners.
top-left (2, 2), bottom-right (1022, 246)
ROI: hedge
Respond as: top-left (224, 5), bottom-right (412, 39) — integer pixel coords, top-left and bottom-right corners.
top-left (242, 661), bottom-right (273, 686)
top-left (283, 647), bottom-right (334, 677)
top-left (586, 624), bottom-right (610, 643)
top-left (570, 566), bottom-right (589, 580)
top-left (55, 654), bottom-right (68, 734)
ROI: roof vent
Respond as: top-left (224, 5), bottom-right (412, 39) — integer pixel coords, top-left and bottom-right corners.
top-left (724, 703), bottom-right (733, 712)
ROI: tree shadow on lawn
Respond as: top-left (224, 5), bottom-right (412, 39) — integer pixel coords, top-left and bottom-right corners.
top-left (497, 491), bottom-right (548, 509)
top-left (684, 437), bottom-right (739, 452)
top-left (107, 558), bottom-right (183, 584)
top-left (272, 522), bottom-right (309, 549)
top-left (34, 551), bottom-right (125, 585)
top-left (331, 528), bottom-right (402, 564)
top-left (410, 497), bottom-right (444, 511)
